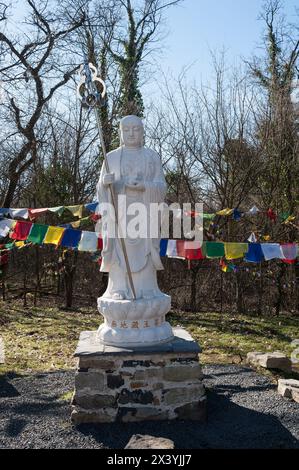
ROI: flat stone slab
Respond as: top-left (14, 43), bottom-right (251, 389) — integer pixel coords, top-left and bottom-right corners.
top-left (0, 337), bottom-right (4, 364)
top-left (278, 379), bottom-right (299, 403)
top-left (125, 434), bottom-right (175, 449)
top-left (74, 327), bottom-right (201, 357)
top-left (247, 351), bottom-right (292, 373)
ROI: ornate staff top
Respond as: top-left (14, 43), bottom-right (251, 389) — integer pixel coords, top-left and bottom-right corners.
top-left (77, 62), bottom-right (106, 108)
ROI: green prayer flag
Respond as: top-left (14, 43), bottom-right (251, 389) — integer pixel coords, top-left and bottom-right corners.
top-left (27, 224), bottom-right (48, 244)
top-left (279, 212), bottom-right (290, 223)
top-left (203, 213), bottom-right (216, 220)
top-left (48, 206), bottom-right (65, 216)
top-left (204, 241), bottom-right (225, 258)
top-left (4, 242), bottom-right (14, 250)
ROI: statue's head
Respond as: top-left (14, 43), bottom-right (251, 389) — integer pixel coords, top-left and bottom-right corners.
top-left (119, 115), bottom-right (144, 148)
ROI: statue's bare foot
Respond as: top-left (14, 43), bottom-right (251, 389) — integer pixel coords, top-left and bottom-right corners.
top-left (112, 291), bottom-right (126, 300)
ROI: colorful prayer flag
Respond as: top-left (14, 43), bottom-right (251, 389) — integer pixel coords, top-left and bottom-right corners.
top-left (0, 219), bottom-right (15, 238)
top-left (280, 243), bottom-right (298, 264)
top-left (78, 231), bottom-right (98, 252)
top-left (245, 243), bottom-right (264, 263)
top-left (27, 224), bottom-right (49, 244)
top-left (204, 241), bottom-right (225, 258)
top-left (28, 208), bottom-right (48, 220)
top-left (10, 221), bottom-right (32, 240)
top-left (224, 243), bottom-right (248, 260)
top-left (85, 202), bottom-right (98, 213)
top-left (160, 239), bottom-right (168, 257)
top-left (260, 243), bottom-right (283, 261)
top-left (9, 208), bottom-right (29, 219)
top-left (60, 228), bottom-right (82, 249)
top-left (44, 226), bottom-right (64, 245)
top-left (216, 208), bottom-right (233, 216)
top-left (48, 206), bottom-right (64, 216)
top-left (66, 205), bottom-right (83, 219)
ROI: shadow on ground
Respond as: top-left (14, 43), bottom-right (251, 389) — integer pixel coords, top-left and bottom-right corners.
top-left (0, 367), bottom-right (298, 449)
top-left (76, 390), bottom-right (297, 449)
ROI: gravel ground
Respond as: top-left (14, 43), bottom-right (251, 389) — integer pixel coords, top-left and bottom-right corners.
top-left (0, 364), bottom-right (298, 449)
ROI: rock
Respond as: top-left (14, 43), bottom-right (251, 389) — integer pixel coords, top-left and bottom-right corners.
top-left (79, 358), bottom-right (117, 370)
top-left (163, 364), bottom-right (202, 382)
top-left (0, 337), bottom-right (4, 364)
top-left (133, 368), bottom-right (162, 381)
top-left (75, 372), bottom-right (105, 391)
top-left (73, 393), bottom-right (118, 409)
top-left (174, 397), bottom-right (207, 421)
top-left (278, 379), bottom-right (299, 403)
top-left (163, 385), bottom-right (205, 405)
top-left (71, 406), bottom-right (117, 424)
top-left (247, 351), bottom-right (292, 372)
top-left (118, 388), bottom-right (154, 405)
top-left (119, 407), bottom-right (168, 422)
top-left (125, 434), bottom-right (175, 449)
top-left (107, 374), bottom-right (124, 389)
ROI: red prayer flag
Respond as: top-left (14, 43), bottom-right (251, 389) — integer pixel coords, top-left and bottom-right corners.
top-left (185, 247), bottom-right (205, 260)
top-left (176, 240), bottom-right (186, 258)
top-left (91, 213), bottom-right (101, 222)
top-left (10, 221), bottom-right (32, 240)
top-left (267, 208), bottom-right (277, 222)
top-left (184, 241), bottom-right (205, 260)
top-left (28, 208), bottom-right (48, 220)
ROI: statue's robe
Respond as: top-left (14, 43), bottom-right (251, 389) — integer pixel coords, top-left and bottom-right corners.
top-left (96, 146), bottom-right (166, 299)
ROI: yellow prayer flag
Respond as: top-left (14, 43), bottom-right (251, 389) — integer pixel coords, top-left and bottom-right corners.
top-left (15, 241), bottom-right (25, 248)
top-left (71, 216), bottom-right (89, 228)
top-left (216, 208), bottom-right (233, 216)
top-left (284, 216), bottom-right (296, 224)
top-left (66, 205), bottom-right (83, 219)
top-left (44, 226), bottom-right (64, 245)
top-left (263, 235), bottom-right (271, 241)
top-left (224, 243), bottom-right (248, 260)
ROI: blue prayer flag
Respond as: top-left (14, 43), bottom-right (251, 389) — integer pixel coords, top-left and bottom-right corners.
top-left (160, 239), bottom-right (168, 256)
top-left (245, 243), bottom-right (264, 263)
top-left (60, 228), bottom-right (82, 248)
top-left (85, 202), bottom-right (98, 213)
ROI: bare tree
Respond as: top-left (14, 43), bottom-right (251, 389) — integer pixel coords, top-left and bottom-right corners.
top-left (0, 0), bottom-right (85, 207)
top-left (104, 0), bottom-right (182, 117)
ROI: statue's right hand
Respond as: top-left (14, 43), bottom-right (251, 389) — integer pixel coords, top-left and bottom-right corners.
top-left (103, 173), bottom-right (115, 187)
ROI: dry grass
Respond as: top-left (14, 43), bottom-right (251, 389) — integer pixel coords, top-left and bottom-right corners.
top-left (0, 299), bottom-right (298, 375)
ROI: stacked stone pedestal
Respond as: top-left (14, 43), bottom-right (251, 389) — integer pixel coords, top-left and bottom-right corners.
top-left (71, 328), bottom-right (206, 424)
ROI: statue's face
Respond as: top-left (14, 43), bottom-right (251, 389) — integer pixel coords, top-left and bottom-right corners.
top-left (120, 117), bottom-right (144, 148)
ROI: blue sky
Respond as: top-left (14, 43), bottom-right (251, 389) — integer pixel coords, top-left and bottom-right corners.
top-left (6, 0), bottom-right (299, 100)
top-left (142, 0), bottom-right (298, 99)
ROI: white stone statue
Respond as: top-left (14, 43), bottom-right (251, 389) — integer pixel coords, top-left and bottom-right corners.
top-left (96, 115), bottom-right (173, 347)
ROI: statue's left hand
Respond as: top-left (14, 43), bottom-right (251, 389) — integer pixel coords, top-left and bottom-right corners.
top-left (125, 182), bottom-right (145, 192)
